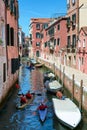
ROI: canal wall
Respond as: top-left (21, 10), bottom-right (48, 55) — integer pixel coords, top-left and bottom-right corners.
top-left (37, 58), bottom-right (87, 113)
top-left (0, 71), bottom-right (18, 109)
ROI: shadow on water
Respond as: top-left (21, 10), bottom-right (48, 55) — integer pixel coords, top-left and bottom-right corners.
top-left (0, 65), bottom-right (87, 130)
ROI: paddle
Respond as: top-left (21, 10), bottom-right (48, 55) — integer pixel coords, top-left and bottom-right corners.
top-left (17, 92), bottom-right (42, 96)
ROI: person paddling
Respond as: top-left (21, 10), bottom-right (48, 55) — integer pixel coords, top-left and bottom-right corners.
top-left (20, 94), bottom-right (27, 105)
top-left (38, 103), bottom-right (47, 110)
top-left (25, 91), bottom-right (32, 99)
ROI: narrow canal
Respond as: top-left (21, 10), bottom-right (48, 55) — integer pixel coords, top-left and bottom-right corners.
top-left (0, 65), bottom-right (87, 130)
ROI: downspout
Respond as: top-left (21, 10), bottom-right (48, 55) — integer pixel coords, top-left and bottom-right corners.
top-left (5, 2), bottom-right (9, 77)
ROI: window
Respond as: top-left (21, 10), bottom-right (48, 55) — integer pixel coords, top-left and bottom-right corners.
top-left (36, 42), bottom-right (40, 46)
top-left (48, 41), bottom-right (50, 47)
top-left (41, 33), bottom-right (43, 38)
top-left (67, 17), bottom-right (71, 29)
top-left (72, 0), bottom-right (76, 5)
top-left (1, 23), bottom-right (5, 46)
top-left (54, 39), bottom-right (56, 46)
top-left (67, 36), bottom-right (71, 47)
top-left (67, 0), bottom-right (70, 9)
top-left (82, 57), bottom-right (84, 65)
top-left (57, 38), bottom-right (60, 46)
top-left (48, 27), bottom-right (54, 36)
top-left (6, 24), bottom-right (10, 45)
top-left (72, 14), bottom-right (76, 23)
top-left (72, 14), bottom-right (76, 29)
top-left (44, 42), bottom-right (47, 47)
top-left (3, 63), bottom-right (6, 82)
top-left (58, 24), bottom-right (60, 30)
top-left (36, 51), bottom-right (40, 57)
top-left (5, 0), bottom-right (10, 7)
top-left (43, 23), bottom-right (48, 29)
top-left (78, 40), bottom-right (81, 48)
top-left (10, 27), bottom-right (14, 46)
top-left (36, 24), bottom-right (40, 30)
top-left (83, 39), bottom-right (86, 48)
top-left (36, 32), bottom-right (40, 38)
top-left (72, 35), bottom-right (76, 47)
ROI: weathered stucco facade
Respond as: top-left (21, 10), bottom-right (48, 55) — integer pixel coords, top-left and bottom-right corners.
top-left (0, 0), bottom-right (19, 107)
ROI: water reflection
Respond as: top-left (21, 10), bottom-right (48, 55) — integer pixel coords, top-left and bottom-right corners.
top-left (0, 65), bottom-right (87, 130)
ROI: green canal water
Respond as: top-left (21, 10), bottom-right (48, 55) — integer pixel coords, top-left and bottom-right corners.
top-left (0, 65), bottom-right (87, 130)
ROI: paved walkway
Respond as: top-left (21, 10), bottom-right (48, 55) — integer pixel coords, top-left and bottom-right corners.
top-left (39, 57), bottom-right (87, 91)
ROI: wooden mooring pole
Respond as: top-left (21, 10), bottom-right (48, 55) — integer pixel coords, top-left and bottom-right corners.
top-left (79, 80), bottom-right (83, 111)
top-left (62, 66), bottom-right (65, 88)
top-left (59, 64), bottom-right (61, 82)
top-left (72, 74), bottom-right (74, 101)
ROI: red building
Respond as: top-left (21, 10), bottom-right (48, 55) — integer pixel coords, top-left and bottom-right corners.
top-left (0, 0), bottom-right (19, 105)
top-left (0, 0), bottom-right (7, 101)
top-left (76, 27), bottom-right (87, 74)
top-left (29, 18), bottom-right (50, 58)
top-left (41, 17), bottom-right (67, 64)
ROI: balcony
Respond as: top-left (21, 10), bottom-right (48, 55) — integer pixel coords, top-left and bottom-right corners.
top-left (49, 45), bottom-right (54, 54)
top-left (66, 23), bottom-right (71, 32)
top-left (49, 45), bottom-right (54, 50)
top-left (66, 23), bottom-right (71, 29)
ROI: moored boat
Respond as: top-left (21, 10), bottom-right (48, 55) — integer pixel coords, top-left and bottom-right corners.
top-left (43, 72), bottom-right (55, 83)
top-left (46, 80), bottom-right (63, 94)
top-left (52, 98), bottom-right (81, 129)
top-left (35, 63), bottom-right (44, 68)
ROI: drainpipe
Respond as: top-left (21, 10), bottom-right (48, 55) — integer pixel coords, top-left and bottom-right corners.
top-left (5, 2), bottom-right (8, 77)
top-left (77, 4), bottom-right (84, 40)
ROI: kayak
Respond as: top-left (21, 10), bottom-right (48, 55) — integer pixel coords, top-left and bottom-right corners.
top-left (38, 108), bottom-right (47, 122)
top-left (16, 95), bottom-right (34, 109)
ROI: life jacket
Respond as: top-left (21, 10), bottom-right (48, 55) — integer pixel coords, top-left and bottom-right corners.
top-left (26, 93), bottom-right (32, 99)
top-left (20, 96), bottom-right (27, 104)
top-left (39, 104), bottom-right (47, 110)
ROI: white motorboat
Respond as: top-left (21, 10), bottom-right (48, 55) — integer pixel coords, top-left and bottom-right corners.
top-left (52, 98), bottom-right (81, 129)
top-left (47, 80), bottom-right (63, 94)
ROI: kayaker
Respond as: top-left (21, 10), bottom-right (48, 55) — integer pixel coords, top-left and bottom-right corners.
top-left (20, 94), bottom-right (27, 104)
top-left (38, 103), bottom-right (47, 110)
top-left (15, 83), bottom-right (20, 89)
top-left (56, 91), bottom-right (63, 99)
top-left (26, 91), bottom-right (32, 99)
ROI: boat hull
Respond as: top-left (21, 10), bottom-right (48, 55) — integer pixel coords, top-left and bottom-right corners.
top-left (52, 98), bottom-right (81, 129)
top-left (38, 108), bottom-right (47, 122)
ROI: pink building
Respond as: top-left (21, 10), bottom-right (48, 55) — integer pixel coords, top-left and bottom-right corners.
top-left (76, 27), bottom-right (87, 74)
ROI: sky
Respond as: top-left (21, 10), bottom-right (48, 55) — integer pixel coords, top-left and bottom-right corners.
top-left (18, 0), bottom-right (67, 36)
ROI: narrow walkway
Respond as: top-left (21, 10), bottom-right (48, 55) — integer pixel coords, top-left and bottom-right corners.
top-left (39, 57), bottom-right (87, 91)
